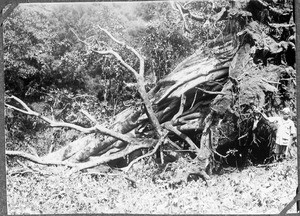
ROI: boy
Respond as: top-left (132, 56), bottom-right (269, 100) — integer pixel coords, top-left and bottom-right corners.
top-left (258, 107), bottom-right (296, 161)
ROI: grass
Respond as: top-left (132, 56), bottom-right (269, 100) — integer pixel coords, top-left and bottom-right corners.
top-left (6, 156), bottom-right (299, 214)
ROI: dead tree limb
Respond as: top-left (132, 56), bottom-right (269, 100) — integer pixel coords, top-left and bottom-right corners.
top-left (5, 96), bottom-right (136, 144)
top-left (163, 121), bottom-right (199, 152)
top-left (172, 94), bottom-right (186, 121)
top-left (121, 136), bottom-right (165, 173)
top-left (73, 138), bottom-right (158, 172)
top-left (72, 27), bottom-right (163, 137)
top-left (6, 150), bottom-right (74, 166)
top-left (47, 108), bottom-right (142, 162)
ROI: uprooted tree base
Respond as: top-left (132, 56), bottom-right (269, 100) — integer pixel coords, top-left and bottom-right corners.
top-left (5, 0), bottom-right (296, 182)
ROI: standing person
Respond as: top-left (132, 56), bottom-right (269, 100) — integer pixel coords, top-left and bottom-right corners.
top-left (258, 107), bottom-right (296, 161)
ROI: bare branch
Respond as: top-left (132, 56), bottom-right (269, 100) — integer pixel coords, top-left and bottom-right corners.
top-left (189, 90), bottom-right (198, 109)
top-left (98, 26), bottom-right (144, 68)
top-left (212, 149), bottom-right (230, 159)
top-left (5, 95), bottom-right (135, 144)
top-left (80, 109), bottom-right (98, 124)
top-left (97, 26), bottom-right (146, 79)
top-left (172, 2), bottom-right (191, 32)
top-left (177, 113), bottom-right (202, 122)
top-left (6, 150), bottom-right (74, 166)
top-left (48, 144), bottom-right (54, 154)
top-left (6, 97), bottom-right (97, 132)
top-left (175, 119), bottom-right (203, 131)
top-left (72, 27), bottom-right (163, 136)
top-left (73, 138), bottom-right (157, 172)
top-left (95, 124), bottom-right (134, 143)
top-left (97, 26), bottom-right (145, 75)
top-left (183, 0), bottom-right (194, 8)
top-left (171, 1), bottom-right (208, 33)
top-left (71, 28), bottom-right (139, 77)
top-left (163, 121), bottom-right (199, 152)
top-left (121, 136), bottom-right (165, 173)
top-left (97, 27), bottom-right (124, 45)
top-left (27, 144), bottom-right (39, 157)
top-left (172, 93), bottom-right (186, 121)
top-left (165, 138), bottom-right (182, 150)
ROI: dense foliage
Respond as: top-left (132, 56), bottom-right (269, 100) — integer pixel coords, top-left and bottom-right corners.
top-left (4, 3), bottom-right (204, 100)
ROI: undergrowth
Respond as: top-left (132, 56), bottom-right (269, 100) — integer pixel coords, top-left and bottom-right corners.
top-left (6, 155), bottom-right (298, 214)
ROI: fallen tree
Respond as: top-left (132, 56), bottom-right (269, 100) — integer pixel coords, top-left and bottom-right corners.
top-left (5, 0), bottom-right (296, 180)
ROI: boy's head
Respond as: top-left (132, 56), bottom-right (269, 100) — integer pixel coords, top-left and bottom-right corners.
top-left (282, 107), bottom-right (291, 120)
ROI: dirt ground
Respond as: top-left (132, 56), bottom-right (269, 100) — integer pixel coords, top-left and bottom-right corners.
top-left (6, 152), bottom-right (299, 214)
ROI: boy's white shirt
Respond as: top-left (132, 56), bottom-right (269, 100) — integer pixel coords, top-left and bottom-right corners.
top-left (267, 116), bottom-right (296, 146)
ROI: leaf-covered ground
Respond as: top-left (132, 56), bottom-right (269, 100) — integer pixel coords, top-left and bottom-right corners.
top-left (6, 153), bottom-right (298, 214)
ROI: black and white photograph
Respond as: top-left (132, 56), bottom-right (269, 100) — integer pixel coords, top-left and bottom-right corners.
top-left (2, 0), bottom-right (299, 214)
